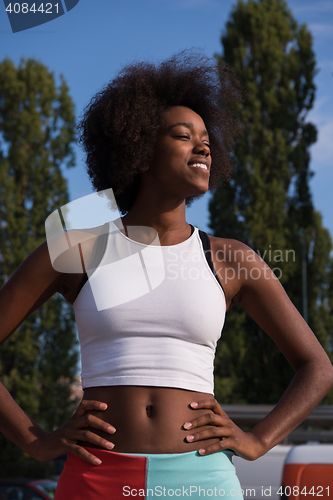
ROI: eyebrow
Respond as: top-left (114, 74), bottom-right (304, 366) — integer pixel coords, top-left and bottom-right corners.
top-left (168, 122), bottom-right (209, 136)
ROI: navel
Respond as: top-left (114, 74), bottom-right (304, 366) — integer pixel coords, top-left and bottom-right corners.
top-left (146, 404), bottom-right (153, 418)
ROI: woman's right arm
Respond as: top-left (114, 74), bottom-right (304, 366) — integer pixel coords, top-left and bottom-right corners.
top-left (0, 241), bottom-right (116, 465)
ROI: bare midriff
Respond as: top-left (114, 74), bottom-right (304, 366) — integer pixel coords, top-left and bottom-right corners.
top-left (78, 386), bottom-right (221, 454)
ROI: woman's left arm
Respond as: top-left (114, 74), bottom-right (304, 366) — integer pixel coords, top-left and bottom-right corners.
top-left (184, 244), bottom-right (333, 460)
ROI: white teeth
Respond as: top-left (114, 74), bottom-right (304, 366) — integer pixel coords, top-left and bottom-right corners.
top-left (189, 163), bottom-right (208, 170)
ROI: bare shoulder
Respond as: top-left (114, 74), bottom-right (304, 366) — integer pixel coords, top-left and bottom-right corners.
top-left (48, 223), bottom-right (109, 303)
top-left (209, 235), bottom-right (275, 282)
top-left (48, 225), bottom-right (105, 274)
top-left (208, 235), bottom-right (261, 265)
top-left (208, 235), bottom-right (267, 309)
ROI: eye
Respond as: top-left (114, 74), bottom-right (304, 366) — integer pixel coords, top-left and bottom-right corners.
top-left (175, 135), bottom-right (190, 139)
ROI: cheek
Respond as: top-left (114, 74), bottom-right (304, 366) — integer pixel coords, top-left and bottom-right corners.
top-left (152, 144), bottom-right (172, 168)
top-left (153, 151), bottom-right (183, 175)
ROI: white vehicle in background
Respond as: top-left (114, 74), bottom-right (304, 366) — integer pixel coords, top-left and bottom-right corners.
top-left (233, 443), bottom-right (333, 500)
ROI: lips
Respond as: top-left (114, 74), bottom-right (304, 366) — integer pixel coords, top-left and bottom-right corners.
top-left (188, 161), bottom-right (210, 173)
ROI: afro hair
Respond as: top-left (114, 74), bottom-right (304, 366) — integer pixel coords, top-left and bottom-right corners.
top-left (77, 50), bottom-right (243, 214)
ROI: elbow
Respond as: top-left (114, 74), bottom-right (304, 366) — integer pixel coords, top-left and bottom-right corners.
top-left (318, 358), bottom-right (333, 396)
top-left (304, 355), bottom-right (333, 398)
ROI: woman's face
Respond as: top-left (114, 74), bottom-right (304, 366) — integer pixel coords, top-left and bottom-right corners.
top-left (146, 106), bottom-right (211, 200)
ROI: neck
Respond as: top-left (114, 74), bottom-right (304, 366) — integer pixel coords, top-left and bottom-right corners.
top-left (118, 192), bottom-right (192, 245)
top-left (121, 193), bottom-right (189, 235)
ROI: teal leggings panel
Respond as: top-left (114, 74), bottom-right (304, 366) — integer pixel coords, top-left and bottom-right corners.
top-left (130, 449), bottom-right (244, 499)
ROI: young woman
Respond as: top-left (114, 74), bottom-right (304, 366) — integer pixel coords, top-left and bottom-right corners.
top-left (1, 53), bottom-right (332, 499)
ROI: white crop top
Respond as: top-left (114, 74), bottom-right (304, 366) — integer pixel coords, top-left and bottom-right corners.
top-left (73, 221), bottom-right (226, 395)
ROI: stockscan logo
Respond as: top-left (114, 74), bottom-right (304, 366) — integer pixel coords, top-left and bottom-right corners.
top-left (3, 0), bottom-right (79, 33)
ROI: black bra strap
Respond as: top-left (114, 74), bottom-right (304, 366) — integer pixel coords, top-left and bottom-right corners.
top-left (75, 272), bottom-right (89, 301)
top-left (198, 229), bottom-right (225, 295)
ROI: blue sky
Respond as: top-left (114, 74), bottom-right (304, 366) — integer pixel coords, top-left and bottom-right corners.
top-left (1, 0), bottom-right (332, 239)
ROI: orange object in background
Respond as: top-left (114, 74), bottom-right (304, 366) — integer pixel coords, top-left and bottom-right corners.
top-left (281, 445), bottom-right (333, 499)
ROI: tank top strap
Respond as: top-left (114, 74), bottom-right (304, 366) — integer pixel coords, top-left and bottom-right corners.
top-left (198, 229), bottom-right (225, 295)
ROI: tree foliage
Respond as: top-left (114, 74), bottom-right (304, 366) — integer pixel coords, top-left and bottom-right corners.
top-left (0, 58), bottom-right (79, 477)
top-left (210, 0), bottom-right (333, 404)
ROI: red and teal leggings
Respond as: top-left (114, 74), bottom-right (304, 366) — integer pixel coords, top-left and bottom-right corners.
top-left (54, 448), bottom-right (244, 499)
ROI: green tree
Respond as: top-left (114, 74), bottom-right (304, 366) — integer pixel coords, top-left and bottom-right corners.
top-left (0, 58), bottom-right (79, 477)
top-left (210, 0), bottom-right (333, 404)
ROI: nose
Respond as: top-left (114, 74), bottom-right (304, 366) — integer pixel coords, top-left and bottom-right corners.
top-left (193, 141), bottom-right (210, 157)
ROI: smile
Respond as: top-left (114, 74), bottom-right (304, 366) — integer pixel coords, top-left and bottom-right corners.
top-left (188, 163), bottom-right (209, 172)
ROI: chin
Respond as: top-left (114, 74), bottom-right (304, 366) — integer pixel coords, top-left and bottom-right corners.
top-left (187, 182), bottom-right (209, 197)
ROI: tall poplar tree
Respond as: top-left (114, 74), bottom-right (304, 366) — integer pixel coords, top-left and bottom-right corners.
top-left (210, 0), bottom-right (333, 404)
top-left (0, 58), bottom-right (79, 476)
